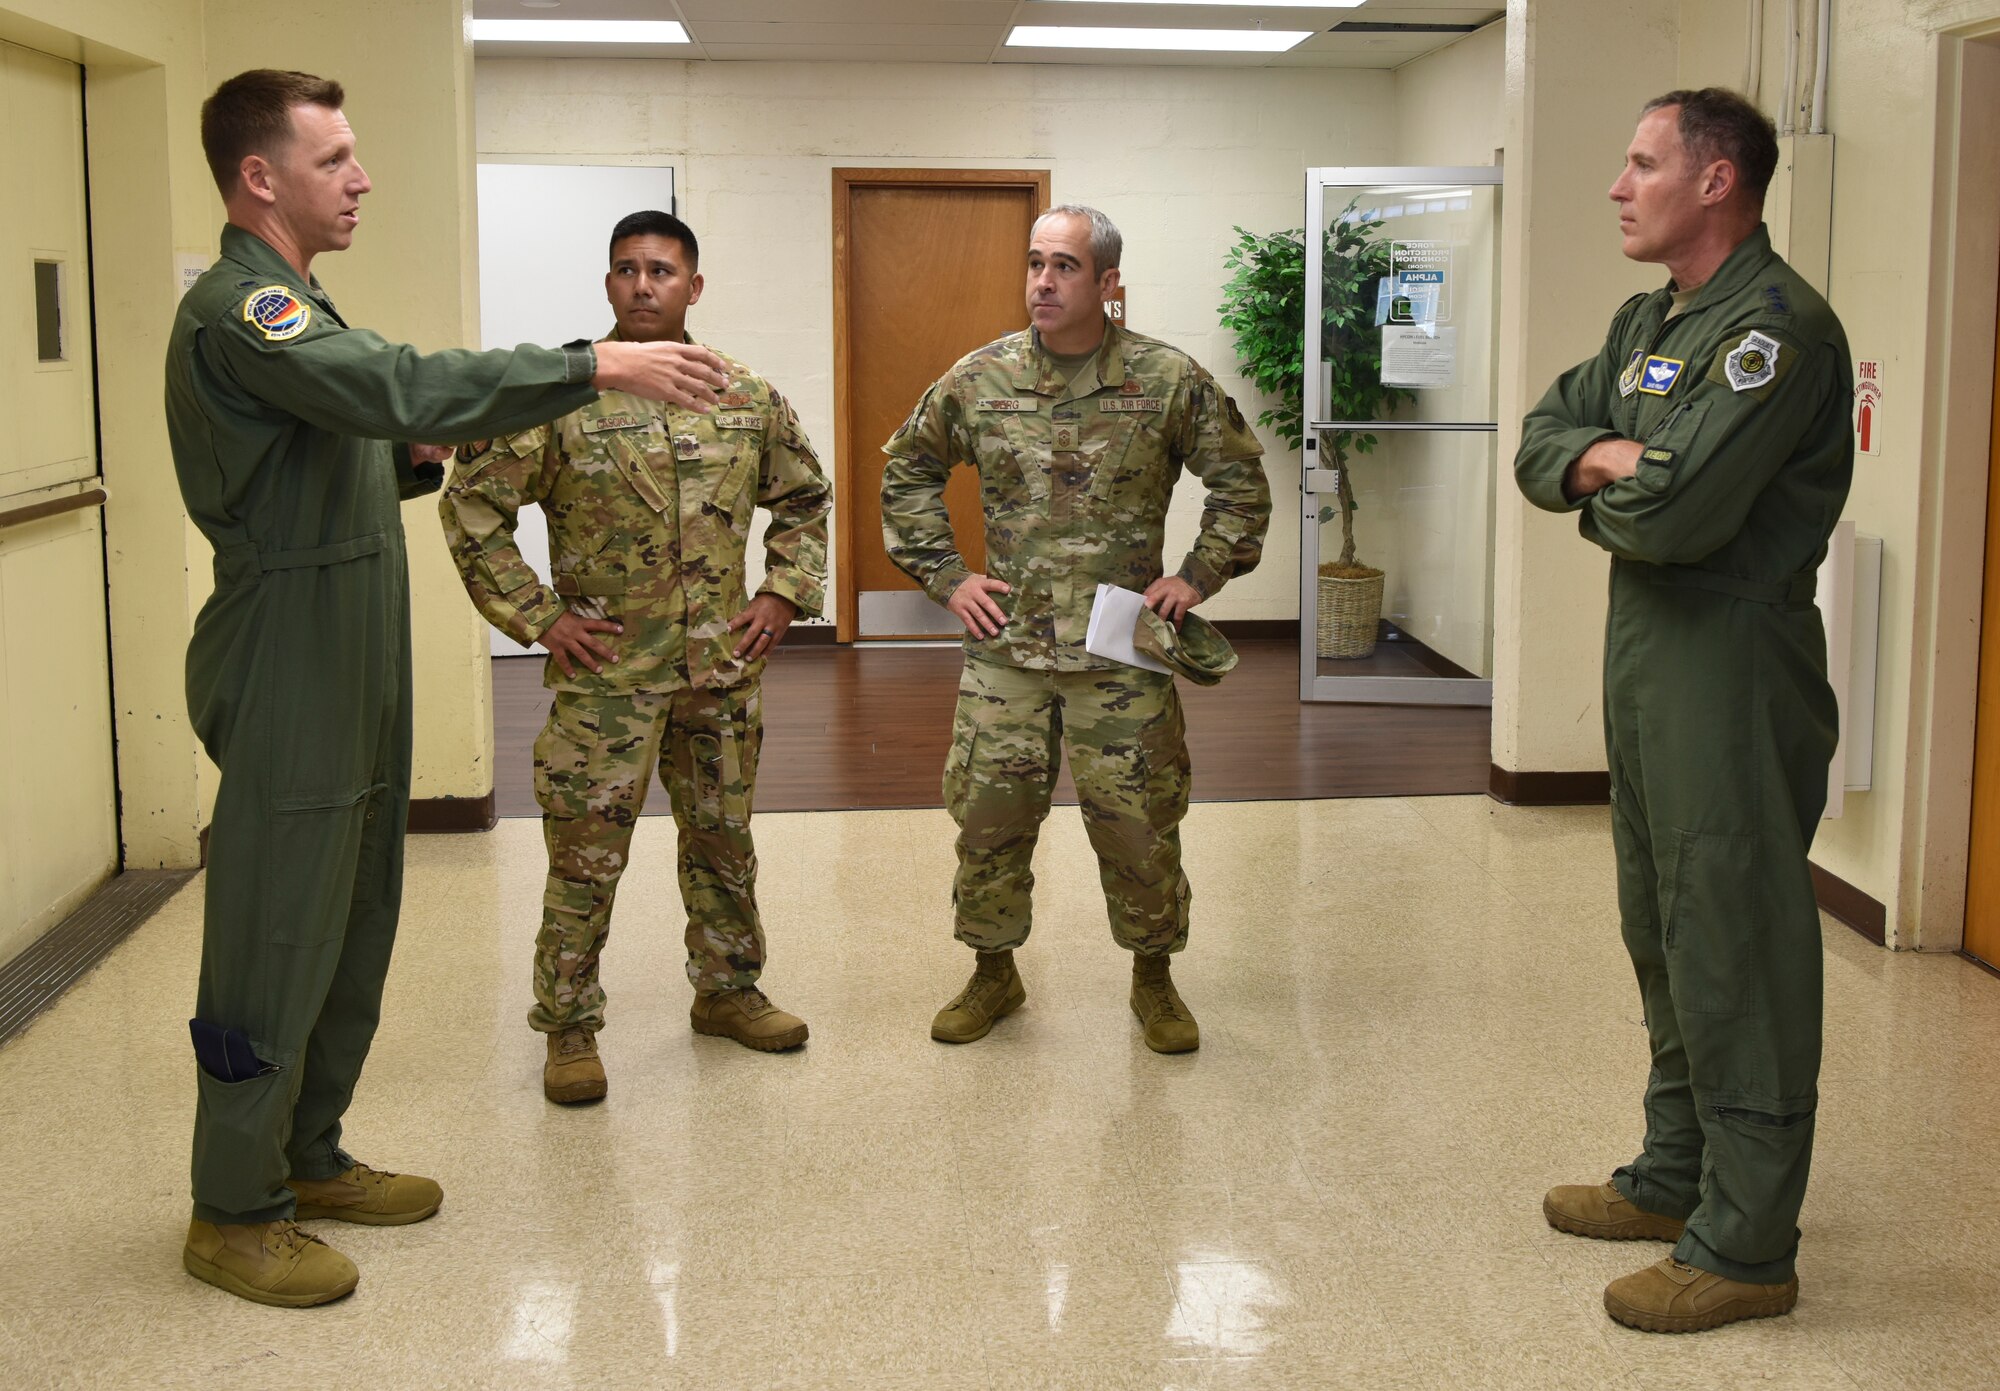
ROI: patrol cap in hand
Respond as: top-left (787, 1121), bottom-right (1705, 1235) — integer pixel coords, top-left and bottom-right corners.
top-left (1133, 608), bottom-right (1238, 686)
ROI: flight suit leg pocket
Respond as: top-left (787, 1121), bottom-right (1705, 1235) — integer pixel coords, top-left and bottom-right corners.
top-left (1661, 829), bottom-right (1757, 1015)
top-left (687, 705), bottom-right (752, 835)
top-left (263, 786), bottom-right (377, 946)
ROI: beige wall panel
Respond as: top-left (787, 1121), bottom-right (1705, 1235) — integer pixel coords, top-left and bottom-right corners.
top-left (0, 41), bottom-right (94, 498)
top-left (0, 513), bottom-right (118, 963)
top-left (201, 0), bottom-right (495, 803)
top-left (1491, 0), bottom-right (1678, 775)
top-left (475, 57), bottom-right (1405, 625)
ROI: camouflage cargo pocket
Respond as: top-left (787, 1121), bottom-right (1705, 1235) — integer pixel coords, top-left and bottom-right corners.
top-left (533, 696), bottom-right (602, 821)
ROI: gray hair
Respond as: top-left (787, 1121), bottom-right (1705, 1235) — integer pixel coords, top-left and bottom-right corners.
top-left (1033, 203), bottom-right (1122, 274)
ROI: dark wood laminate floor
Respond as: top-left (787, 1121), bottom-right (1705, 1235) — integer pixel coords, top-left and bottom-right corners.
top-left (491, 639), bottom-right (1491, 816)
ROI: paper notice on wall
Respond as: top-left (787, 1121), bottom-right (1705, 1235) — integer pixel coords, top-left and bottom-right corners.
top-left (1380, 325), bottom-right (1457, 389)
top-left (176, 253), bottom-right (212, 301)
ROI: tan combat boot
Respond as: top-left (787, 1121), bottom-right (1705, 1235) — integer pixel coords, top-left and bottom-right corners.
top-left (931, 950), bottom-right (1026, 1044)
top-left (1130, 953), bottom-right (1199, 1054)
top-left (1604, 1256), bottom-right (1799, 1333)
top-left (182, 1218), bottom-right (358, 1308)
top-left (691, 987), bottom-right (809, 1051)
top-left (544, 1026), bottom-right (607, 1104)
top-left (1543, 1181), bottom-right (1687, 1241)
top-left (287, 1161), bottom-right (443, 1226)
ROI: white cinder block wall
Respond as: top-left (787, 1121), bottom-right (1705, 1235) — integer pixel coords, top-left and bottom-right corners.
top-left (474, 58), bottom-right (1405, 623)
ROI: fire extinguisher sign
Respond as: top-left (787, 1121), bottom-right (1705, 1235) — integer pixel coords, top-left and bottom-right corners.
top-left (1853, 359), bottom-right (1883, 457)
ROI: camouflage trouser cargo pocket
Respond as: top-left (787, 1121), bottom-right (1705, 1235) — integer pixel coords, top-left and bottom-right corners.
top-left (1066, 670), bottom-right (1191, 955)
top-left (529, 692), bottom-right (666, 1032)
top-left (664, 684), bottom-right (767, 992)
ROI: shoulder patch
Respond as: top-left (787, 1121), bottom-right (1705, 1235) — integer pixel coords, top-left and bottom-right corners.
top-left (1617, 349), bottom-right (1645, 398)
top-left (1723, 331), bottom-right (1781, 392)
top-left (242, 286), bottom-right (311, 342)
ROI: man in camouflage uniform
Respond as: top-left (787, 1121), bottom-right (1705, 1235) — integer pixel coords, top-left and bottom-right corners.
top-left (441, 211), bottom-right (829, 1102)
top-left (881, 204), bottom-right (1270, 1054)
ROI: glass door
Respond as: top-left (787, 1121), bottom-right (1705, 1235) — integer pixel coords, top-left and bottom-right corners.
top-left (1300, 167), bottom-right (1502, 705)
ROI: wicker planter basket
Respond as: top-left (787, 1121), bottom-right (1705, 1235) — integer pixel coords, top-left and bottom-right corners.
top-left (1315, 567), bottom-right (1385, 659)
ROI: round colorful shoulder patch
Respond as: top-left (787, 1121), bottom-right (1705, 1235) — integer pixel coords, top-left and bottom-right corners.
top-left (242, 286), bottom-right (312, 342)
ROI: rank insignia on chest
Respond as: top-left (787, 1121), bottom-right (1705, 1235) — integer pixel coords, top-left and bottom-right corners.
top-left (1724, 331), bottom-right (1781, 392)
top-left (581, 413), bottom-right (645, 434)
top-left (1051, 422), bottom-right (1082, 452)
top-left (1635, 355), bottom-right (1686, 396)
top-left (1100, 398), bottom-right (1163, 413)
top-left (1617, 349), bottom-right (1645, 398)
top-left (977, 398), bottom-right (1034, 413)
top-left (674, 434), bottom-right (703, 460)
top-left (714, 413), bottom-right (763, 431)
top-left (242, 286), bottom-right (312, 342)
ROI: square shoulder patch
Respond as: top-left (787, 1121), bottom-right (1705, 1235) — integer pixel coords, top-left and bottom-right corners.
top-left (1635, 355), bottom-right (1685, 396)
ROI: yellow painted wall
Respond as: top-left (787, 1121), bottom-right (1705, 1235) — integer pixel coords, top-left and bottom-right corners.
top-left (1670, 0), bottom-right (2000, 946)
top-left (473, 58), bottom-right (1404, 625)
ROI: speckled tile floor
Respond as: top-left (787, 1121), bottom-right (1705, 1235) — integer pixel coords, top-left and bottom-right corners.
top-left (2, 797), bottom-right (1996, 1389)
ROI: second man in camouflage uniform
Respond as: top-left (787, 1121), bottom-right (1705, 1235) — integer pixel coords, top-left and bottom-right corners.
top-left (882, 204), bottom-right (1270, 1053)
top-left (441, 211), bottom-right (830, 1102)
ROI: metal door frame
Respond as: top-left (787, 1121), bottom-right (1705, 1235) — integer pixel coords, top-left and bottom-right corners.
top-left (1300, 166), bottom-right (1503, 706)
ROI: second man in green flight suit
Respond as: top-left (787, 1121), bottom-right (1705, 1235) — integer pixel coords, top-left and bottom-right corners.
top-left (1518, 89), bottom-right (1853, 1334)
top-left (442, 211), bottom-right (830, 1103)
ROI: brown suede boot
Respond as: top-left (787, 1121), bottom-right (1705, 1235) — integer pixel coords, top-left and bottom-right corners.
top-left (182, 1218), bottom-right (358, 1308)
top-left (1544, 1181), bottom-right (1687, 1241)
top-left (931, 951), bottom-right (1026, 1044)
top-left (1604, 1257), bottom-right (1799, 1332)
top-left (1130, 953), bottom-right (1199, 1054)
top-left (543, 1026), bottom-right (607, 1104)
top-left (691, 987), bottom-right (809, 1051)
top-left (286, 1162), bottom-right (442, 1226)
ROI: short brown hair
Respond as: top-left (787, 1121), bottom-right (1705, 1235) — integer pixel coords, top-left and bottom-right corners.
top-left (201, 69), bottom-right (345, 197)
top-left (1640, 87), bottom-right (1780, 207)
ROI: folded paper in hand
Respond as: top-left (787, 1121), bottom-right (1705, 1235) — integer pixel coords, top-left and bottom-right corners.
top-left (1085, 583), bottom-right (1172, 675)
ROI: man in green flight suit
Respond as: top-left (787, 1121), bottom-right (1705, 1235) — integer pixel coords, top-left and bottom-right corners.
top-left (1517, 88), bottom-right (1853, 1333)
top-left (165, 70), bottom-right (729, 1308)
top-left (440, 211), bottom-right (830, 1104)
top-left (882, 204), bottom-right (1270, 1054)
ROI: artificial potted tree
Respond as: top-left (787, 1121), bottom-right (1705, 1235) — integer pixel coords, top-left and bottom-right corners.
top-left (1218, 206), bottom-right (1412, 658)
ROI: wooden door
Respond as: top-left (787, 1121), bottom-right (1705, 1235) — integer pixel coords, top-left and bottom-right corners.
top-left (1965, 288), bottom-right (2000, 967)
top-left (833, 168), bottom-right (1049, 640)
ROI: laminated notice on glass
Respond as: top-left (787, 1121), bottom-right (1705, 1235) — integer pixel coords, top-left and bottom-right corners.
top-left (1388, 240), bottom-right (1451, 325)
top-left (1380, 325), bottom-right (1457, 389)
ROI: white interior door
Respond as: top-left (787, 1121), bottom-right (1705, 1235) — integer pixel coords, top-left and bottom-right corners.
top-left (0, 41), bottom-right (117, 965)
top-left (474, 160), bottom-right (675, 656)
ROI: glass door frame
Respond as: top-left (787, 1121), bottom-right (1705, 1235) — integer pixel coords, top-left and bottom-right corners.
top-left (1300, 165), bottom-right (1503, 706)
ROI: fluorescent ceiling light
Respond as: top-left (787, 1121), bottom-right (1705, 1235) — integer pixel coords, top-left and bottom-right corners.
top-left (1045, 1), bottom-right (1363, 7)
top-left (1007, 26), bottom-right (1312, 53)
top-left (471, 20), bottom-right (691, 44)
